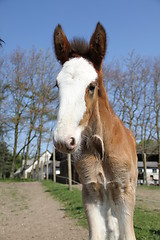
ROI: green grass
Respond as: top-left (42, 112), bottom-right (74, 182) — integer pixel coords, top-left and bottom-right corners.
top-left (137, 185), bottom-right (160, 191)
top-left (42, 181), bottom-right (160, 240)
top-left (0, 178), bottom-right (36, 182)
top-left (134, 207), bottom-right (160, 240)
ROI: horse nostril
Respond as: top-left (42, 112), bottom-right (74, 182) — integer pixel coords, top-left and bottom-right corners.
top-left (70, 137), bottom-right (75, 147)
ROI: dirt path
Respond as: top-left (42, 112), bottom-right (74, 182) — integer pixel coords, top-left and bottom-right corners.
top-left (0, 182), bottom-right (88, 240)
top-left (1, 182), bottom-right (159, 240)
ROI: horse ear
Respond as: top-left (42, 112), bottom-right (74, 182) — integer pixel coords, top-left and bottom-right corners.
top-left (92, 135), bottom-right (104, 161)
top-left (54, 24), bottom-right (71, 64)
top-left (89, 22), bottom-right (107, 70)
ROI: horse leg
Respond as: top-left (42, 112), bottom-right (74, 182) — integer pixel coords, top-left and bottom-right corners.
top-left (82, 185), bottom-right (106, 240)
top-left (114, 187), bottom-right (136, 240)
top-left (106, 207), bottom-right (119, 240)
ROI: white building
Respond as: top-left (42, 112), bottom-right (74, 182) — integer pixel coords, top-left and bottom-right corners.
top-left (15, 150), bottom-right (52, 179)
top-left (138, 161), bottom-right (159, 185)
top-left (24, 150), bottom-right (52, 179)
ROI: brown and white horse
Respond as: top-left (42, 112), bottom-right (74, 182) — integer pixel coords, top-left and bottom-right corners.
top-left (53, 23), bottom-right (137, 240)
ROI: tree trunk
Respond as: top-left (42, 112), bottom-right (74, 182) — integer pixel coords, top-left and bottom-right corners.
top-left (46, 153), bottom-right (48, 180)
top-left (41, 161), bottom-right (44, 180)
top-left (156, 110), bottom-right (160, 186)
top-left (10, 121), bottom-right (19, 178)
top-left (23, 129), bottom-right (32, 178)
top-left (35, 120), bottom-right (43, 179)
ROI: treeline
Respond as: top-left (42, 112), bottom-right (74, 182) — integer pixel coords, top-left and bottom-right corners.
top-left (0, 47), bottom-right (59, 178)
top-left (0, 48), bottom-right (159, 178)
top-left (104, 51), bottom-right (160, 161)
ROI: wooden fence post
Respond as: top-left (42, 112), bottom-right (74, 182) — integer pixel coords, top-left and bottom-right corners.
top-left (143, 152), bottom-right (148, 185)
top-left (158, 163), bottom-right (160, 186)
top-left (68, 154), bottom-right (72, 191)
top-left (53, 146), bottom-right (56, 182)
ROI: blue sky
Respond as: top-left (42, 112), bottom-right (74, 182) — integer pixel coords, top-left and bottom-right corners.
top-left (1, 0), bottom-right (160, 154)
top-left (1, 0), bottom-right (160, 62)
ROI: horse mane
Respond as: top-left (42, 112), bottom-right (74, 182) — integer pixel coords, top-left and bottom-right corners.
top-left (70, 38), bottom-right (90, 59)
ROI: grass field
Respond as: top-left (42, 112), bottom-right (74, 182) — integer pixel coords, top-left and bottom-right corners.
top-left (42, 181), bottom-right (160, 240)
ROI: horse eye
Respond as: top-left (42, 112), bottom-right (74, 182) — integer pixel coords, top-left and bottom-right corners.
top-left (88, 84), bottom-right (96, 92)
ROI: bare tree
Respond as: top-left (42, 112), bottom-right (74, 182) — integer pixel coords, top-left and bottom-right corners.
top-left (33, 49), bottom-right (57, 179)
top-left (104, 54), bottom-right (160, 185)
top-left (152, 58), bottom-right (160, 184)
top-left (6, 49), bottom-right (29, 177)
top-left (104, 51), bottom-right (144, 135)
top-left (0, 47), bottom-right (58, 178)
top-left (22, 48), bottom-right (40, 176)
top-left (0, 38), bottom-right (5, 47)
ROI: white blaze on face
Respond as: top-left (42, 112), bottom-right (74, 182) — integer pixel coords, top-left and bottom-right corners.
top-left (54, 57), bottom-right (97, 149)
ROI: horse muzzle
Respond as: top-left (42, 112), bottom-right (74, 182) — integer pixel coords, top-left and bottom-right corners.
top-left (53, 135), bottom-right (76, 154)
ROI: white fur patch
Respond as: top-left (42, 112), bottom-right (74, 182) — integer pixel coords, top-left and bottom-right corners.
top-left (87, 203), bottom-right (107, 240)
top-left (54, 57), bottom-right (97, 147)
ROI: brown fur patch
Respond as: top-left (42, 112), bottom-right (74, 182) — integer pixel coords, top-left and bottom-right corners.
top-left (75, 155), bottom-right (105, 202)
top-left (70, 38), bottom-right (90, 59)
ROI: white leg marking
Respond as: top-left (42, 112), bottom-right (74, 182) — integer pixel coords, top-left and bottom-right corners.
top-left (85, 203), bottom-right (106, 240)
top-left (114, 196), bottom-right (136, 240)
top-left (106, 207), bottom-right (119, 240)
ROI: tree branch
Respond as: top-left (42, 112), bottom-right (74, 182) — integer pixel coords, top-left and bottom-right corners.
top-left (16, 134), bottom-right (36, 158)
